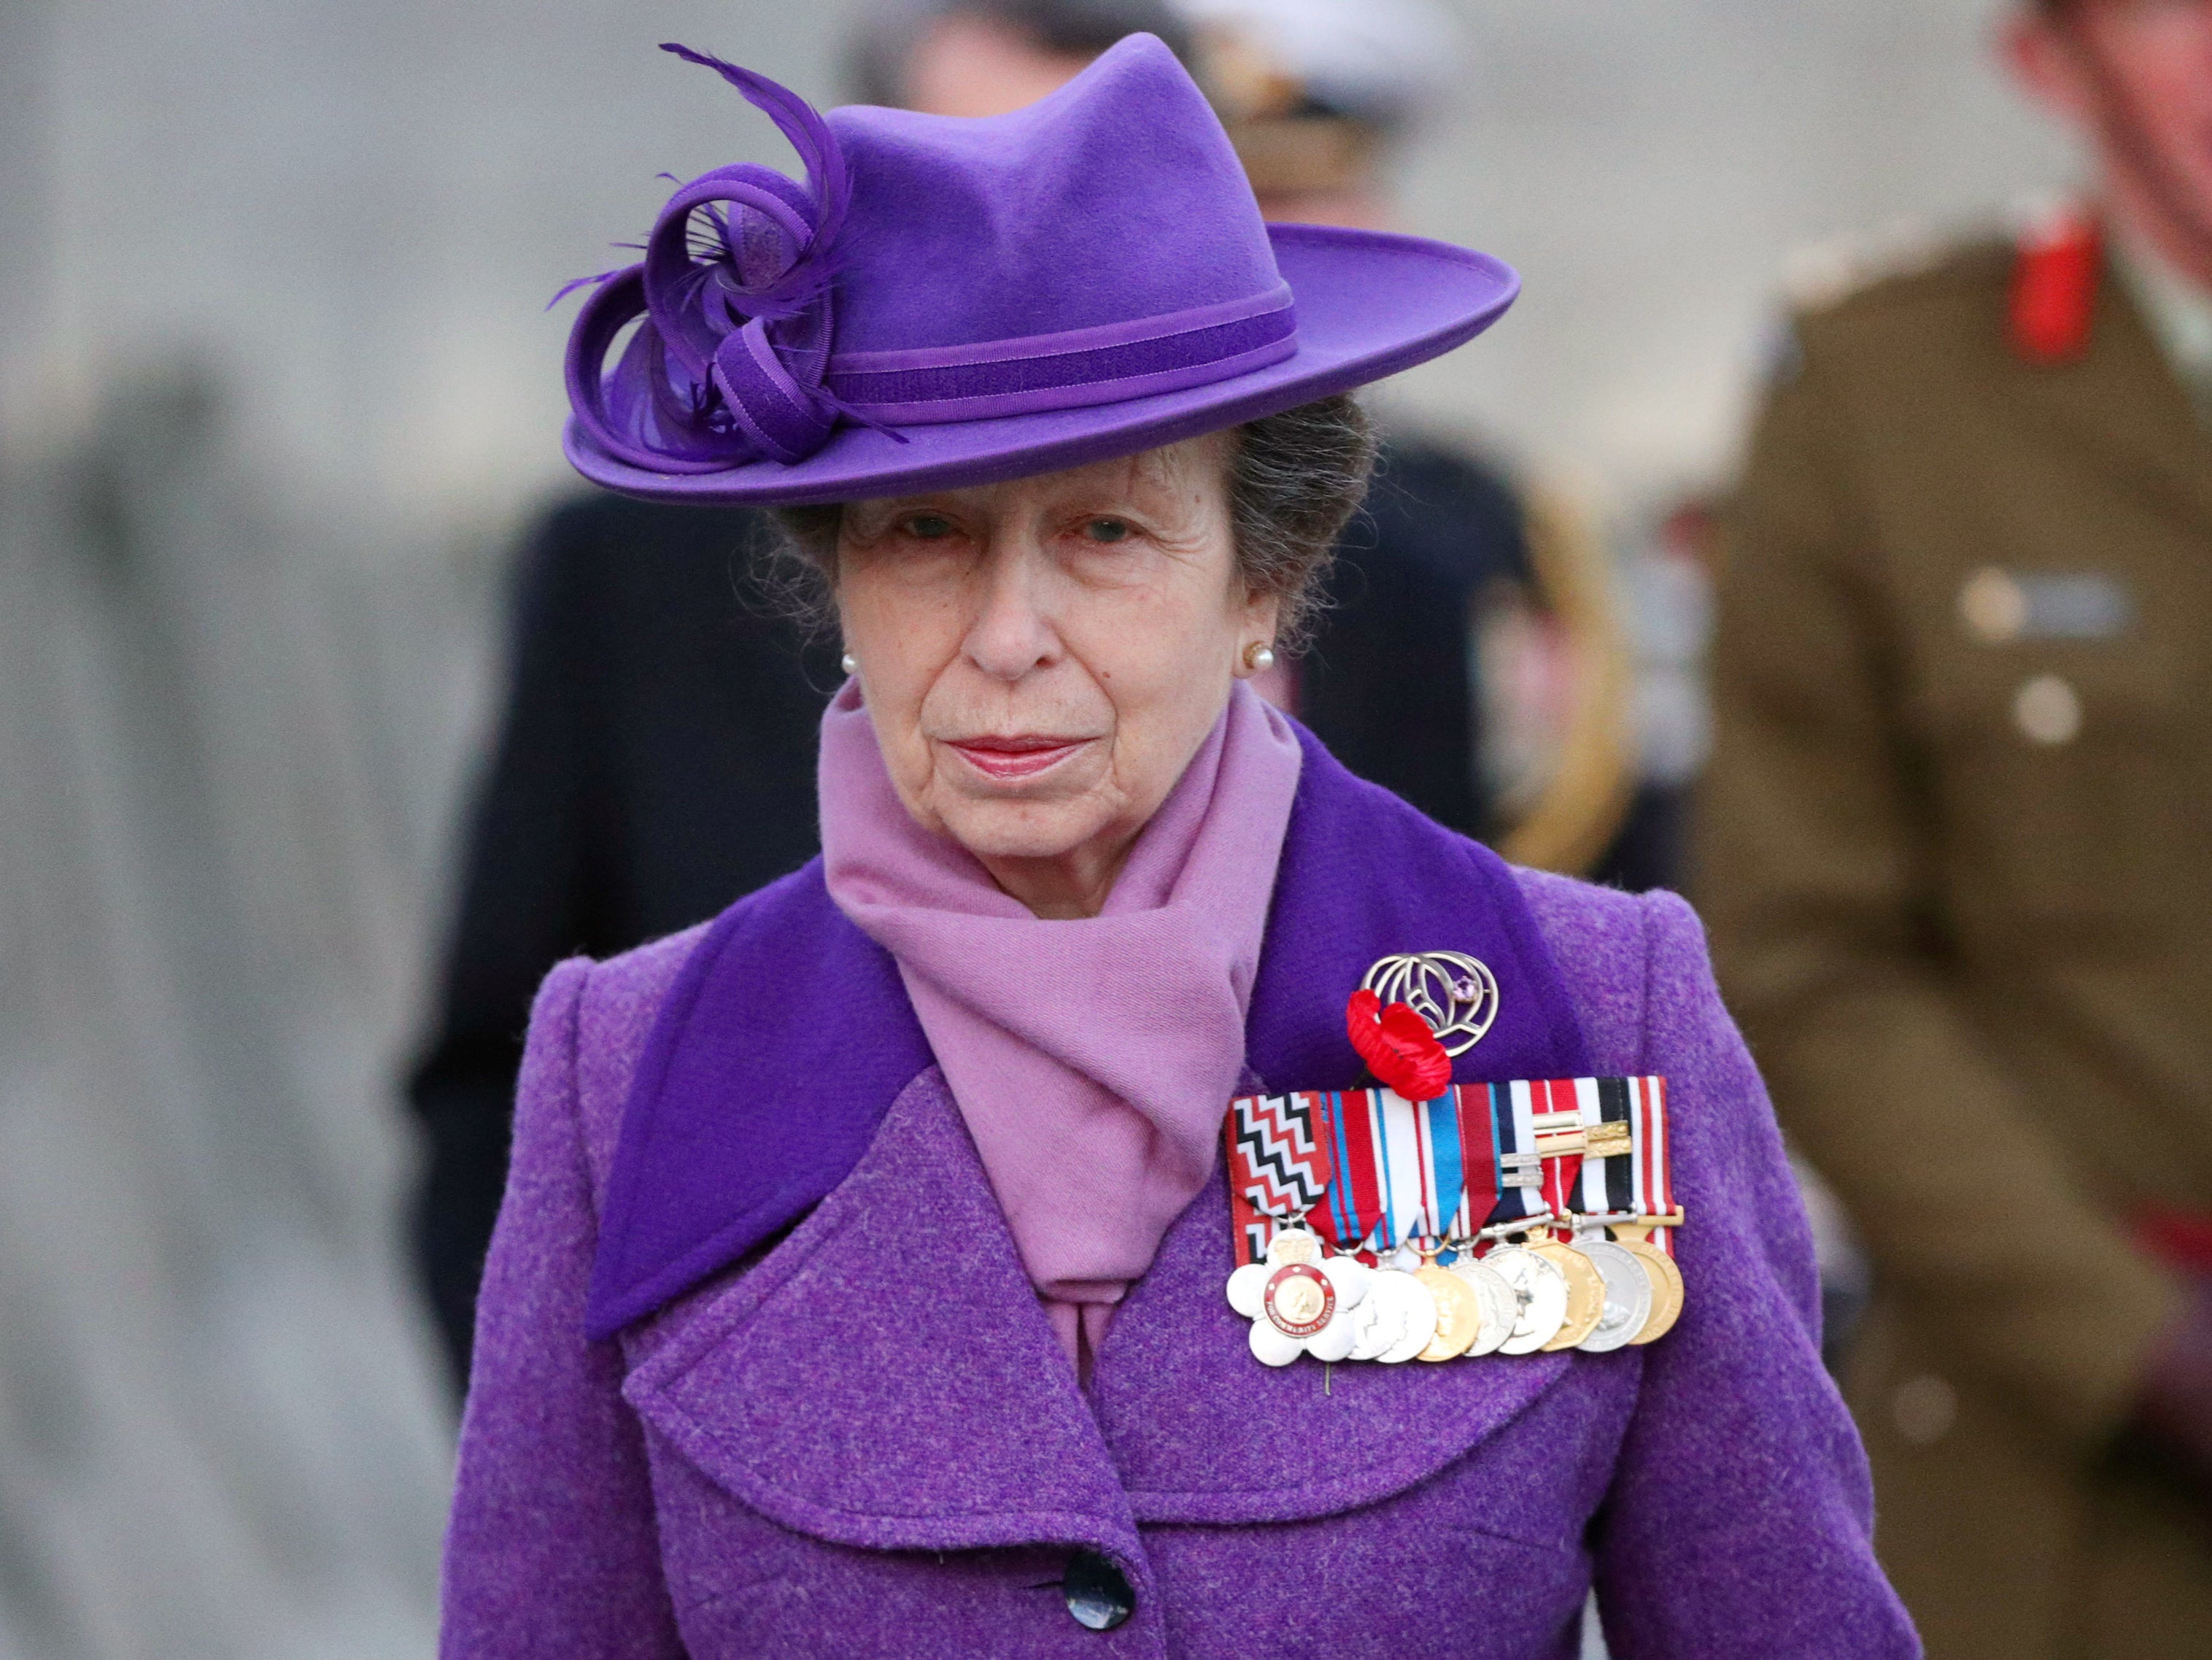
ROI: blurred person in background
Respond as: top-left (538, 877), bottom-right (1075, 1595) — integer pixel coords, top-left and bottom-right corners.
top-left (406, 0), bottom-right (1623, 1391)
top-left (1701, 1), bottom-right (2212, 1654)
top-left (1177, 0), bottom-right (1644, 889)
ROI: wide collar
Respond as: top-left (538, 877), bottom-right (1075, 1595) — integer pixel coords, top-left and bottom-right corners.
top-left (587, 722), bottom-right (1589, 1338)
top-left (600, 725), bottom-right (1599, 1548)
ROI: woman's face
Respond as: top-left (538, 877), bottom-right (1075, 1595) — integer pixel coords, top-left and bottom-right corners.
top-left (835, 435), bottom-right (1278, 917)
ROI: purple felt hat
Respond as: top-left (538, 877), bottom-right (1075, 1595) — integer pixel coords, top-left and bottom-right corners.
top-left (562, 34), bottom-right (1517, 506)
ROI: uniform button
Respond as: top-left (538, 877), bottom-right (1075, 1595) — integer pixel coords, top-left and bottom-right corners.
top-left (1062, 1550), bottom-right (1134, 1632)
top-left (2013, 673), bottom-right (2081, 744)
top-left (1959, 567), bottom-right (2027, 643)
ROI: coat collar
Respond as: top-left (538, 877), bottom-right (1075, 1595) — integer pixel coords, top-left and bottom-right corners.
top-left (586, 723), bottom-right (1590, 1339)
top-left (584, 861), bottom-right (933, 1337)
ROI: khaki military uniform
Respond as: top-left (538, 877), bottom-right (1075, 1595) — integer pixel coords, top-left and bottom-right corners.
top-left (1702, 235), bottom-right (2212, 1660)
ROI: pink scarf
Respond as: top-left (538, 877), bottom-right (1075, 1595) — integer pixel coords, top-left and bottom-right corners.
top-left (819, 678), bottom-right (1302, 1370)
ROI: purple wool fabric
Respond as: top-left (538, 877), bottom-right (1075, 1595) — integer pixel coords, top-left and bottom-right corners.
top-left (819, 678), bottom-right (1302, 1366)
top-left (562, 35), bottom-right (1518, 506)
top-left (442, 738), bottom-right (1919, 1659)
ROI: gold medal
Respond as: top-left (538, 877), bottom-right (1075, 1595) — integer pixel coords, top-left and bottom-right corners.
top-left (1414, 1265), bottom-right (1482, 1361)
top-left (1531, 1232), bottom-right (1606, 1351)
top-left (1613, 1223), bottom-right (1684, 1344)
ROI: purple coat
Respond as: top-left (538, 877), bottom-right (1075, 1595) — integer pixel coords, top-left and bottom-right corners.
top-left (441, 736), bottom-right (1916, 1659)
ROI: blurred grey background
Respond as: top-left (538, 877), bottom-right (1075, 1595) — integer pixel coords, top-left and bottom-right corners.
top-left (0, 2), bottom-right (2076, 1655)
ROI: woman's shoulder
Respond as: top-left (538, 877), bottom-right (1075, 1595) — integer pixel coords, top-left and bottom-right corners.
top-left (1507, 865), bottom-right (1709, 1076)
top-left (525, 921), bottom-right (716, 1189)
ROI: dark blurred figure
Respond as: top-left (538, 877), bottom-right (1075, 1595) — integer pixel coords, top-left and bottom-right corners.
top-left (1182, 0), bottom-right (1641, 868)
top-left (406, 0), bottom-right (1554, 1391)
top-left (1702, 3), bottom-right (2212, 1655)
top-left (406, 506), bottom-right (842, 1386)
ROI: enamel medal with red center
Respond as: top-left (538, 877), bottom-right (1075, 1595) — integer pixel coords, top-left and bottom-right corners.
top-left (1263, 1263), bottom-right (1334, 1335)
top-left (1226, 1229), bottom-right (1369, 1366)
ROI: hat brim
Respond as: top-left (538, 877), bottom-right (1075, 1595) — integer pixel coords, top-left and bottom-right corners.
top-left (562, 223), bottom-right (1517, 506)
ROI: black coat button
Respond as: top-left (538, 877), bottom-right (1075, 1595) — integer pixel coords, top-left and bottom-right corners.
top-left (1062, 1550), bottom-right (1134, 1631)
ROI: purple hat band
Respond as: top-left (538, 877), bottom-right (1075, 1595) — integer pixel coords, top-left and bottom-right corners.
top-left (823, 285), bottom-right (1296, 423)
top-left (564, 40), bottom-right (1303, 476)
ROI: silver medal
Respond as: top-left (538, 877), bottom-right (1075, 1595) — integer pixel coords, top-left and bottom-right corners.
top-left (1377, 1272), bottom-right (1439, 1364)
top-left (1571, 1237), bottom-right (1655, 1354)
top-left (1347, 1269), bottom-right (1410, 1360)
top-left (1485, 1243), bottom-right (1569, 1354)
top-left (1449, 1256), bottom-right (1519, 1356)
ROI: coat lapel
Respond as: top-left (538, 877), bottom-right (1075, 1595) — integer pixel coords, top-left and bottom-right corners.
top-left (619, 1063), bottom-right (1143, 1557)
top-left (1248, 726), bottom-right (1590, 1092)
top-left (584, 864), bottom-right (934, 1338)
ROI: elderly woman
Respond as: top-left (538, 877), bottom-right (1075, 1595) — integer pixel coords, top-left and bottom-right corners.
top-left (441, 36), bottom-right (1915, 1660)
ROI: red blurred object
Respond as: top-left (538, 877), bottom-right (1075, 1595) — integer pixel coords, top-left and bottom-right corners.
top-left (1345, 988), bottom-right (1451, 1100)
top-left (2138, 1204), bottom-right (2212, 1276)
top-left (2010, 209), bottom-right (2100, 364)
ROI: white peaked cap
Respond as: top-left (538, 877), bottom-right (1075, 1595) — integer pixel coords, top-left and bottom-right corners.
top-left (1170, 0), bottom-right (1469, 130)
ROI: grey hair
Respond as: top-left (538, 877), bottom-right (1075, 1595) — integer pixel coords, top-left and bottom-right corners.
top-left (765, 393), bottom-right (1376, 651)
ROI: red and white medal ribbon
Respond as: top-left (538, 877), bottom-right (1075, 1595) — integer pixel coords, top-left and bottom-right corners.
top-left (1528, 1078), bottom-right (1589, 1221)
top-left (1445, 1085), bottom-right (1501, 1247)
top-left (1223, 1090), bottom-right (1334, 1266)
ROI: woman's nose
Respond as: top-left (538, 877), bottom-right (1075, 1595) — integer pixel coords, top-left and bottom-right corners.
top-left (962, 540), bottom-right (1060, 681)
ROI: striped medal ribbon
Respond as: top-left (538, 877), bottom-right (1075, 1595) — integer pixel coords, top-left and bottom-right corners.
top-left (1223, 1090), bottom-right (1334, 1267)
top-left (1485, 1081), bottom-right (1547, 1229)
top-left (1529, 1078), bottom-right (1590, 1221)
top-left (1624, 1076), bottom-right (1675, 1256)
top-left (1571, 1078), bottom-right (1640, 1220)
top-left (1443, 1085), bottom-right (1503, 1254)
top-left (1323, 1088), bottom-right (1469, 1262)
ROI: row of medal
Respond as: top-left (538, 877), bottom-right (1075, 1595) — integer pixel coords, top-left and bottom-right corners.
top-left (1221, 1076), bottom-right (1683, 1368)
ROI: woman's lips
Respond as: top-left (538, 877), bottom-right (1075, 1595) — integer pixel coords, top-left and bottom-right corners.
top-left (944, 736), bottom-right (1089, 782)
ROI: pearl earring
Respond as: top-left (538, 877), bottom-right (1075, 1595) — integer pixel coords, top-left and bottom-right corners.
top-left (1245, 641), bottom-right (1276, 673)
top-left (840, 652), bottom-right (858, 676)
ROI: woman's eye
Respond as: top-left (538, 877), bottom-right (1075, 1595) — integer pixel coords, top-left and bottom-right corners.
top-left (1083, 518), bottom-right (1132, 543)
top-left (903, 514), bottom-right (954, 539)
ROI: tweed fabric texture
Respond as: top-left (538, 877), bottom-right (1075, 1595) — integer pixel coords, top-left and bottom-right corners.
top-left (444, 822), bottom-right (1916, 1656)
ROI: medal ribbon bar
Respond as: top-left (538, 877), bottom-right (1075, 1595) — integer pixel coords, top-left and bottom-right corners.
top-left (1223, 1076), bottom-right (1672, 1265)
